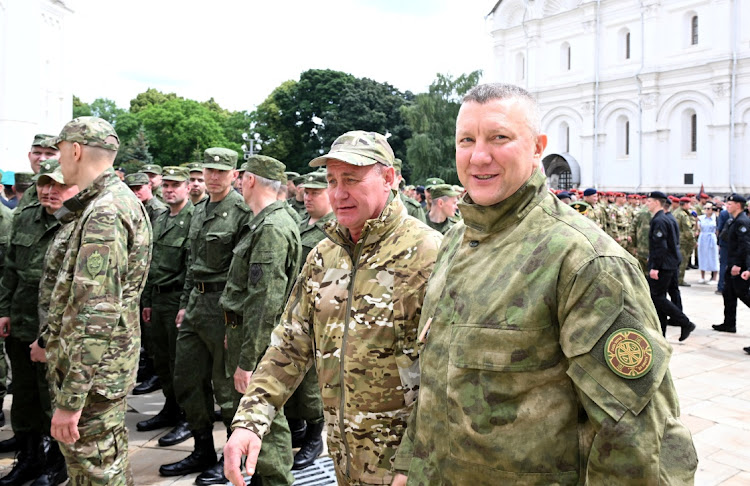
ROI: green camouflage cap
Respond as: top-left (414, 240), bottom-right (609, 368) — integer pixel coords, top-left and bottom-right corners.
top-left (185, 162), bottom-right (204, 173)
top-left (124, 172), bottom-right (150, 187)
top-left (284, 171), bottom-right (300, 181)
top-left (162, 166), bottom-right (189, 182)
top-left (424, 177), bottom-right (445, 188)
top-left (33, 159), bottom-right (60, 182)
top-left (299, 169), bottom-right (328, 189)
top-left (241, 155), bottom-right (286, 182)
top-left (292, 175), bottom-right (306, 185)
top-left (49, 116), bottom-right (120, 151)
top-left (429, 184), bottom-right (460, 199)
top-left (203, 147), bottom-right (238, 170)
top-left (32, 133), bottom-right (57, 148)
top-left (141, 164), bottom-right (162, 175)
top-left (393, 158), bottom-right (403, 171)
top-left (37, 165), bottom-right (66, 185)
top-left (309, 130), bottom-right (394, 168)
top-left (14, 172), bottom-right (33, 186)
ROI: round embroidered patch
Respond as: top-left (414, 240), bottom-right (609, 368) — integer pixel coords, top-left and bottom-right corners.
top-left (605, 328), bottom-right (654, 379)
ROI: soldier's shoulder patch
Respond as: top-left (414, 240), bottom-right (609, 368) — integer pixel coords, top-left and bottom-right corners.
top-left (249, 263), bottom-right (263, 285)
top-left (656, 231), bottom-right (663, 237)
top-left (79, 244), bottom-right (110, 280)
top-left (605, 328), bottom-right (654, 379)
top-left (741, 226), bottom-right (748, 233)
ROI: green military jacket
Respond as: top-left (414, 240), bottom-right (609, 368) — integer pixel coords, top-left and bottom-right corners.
top-left (15, 184), bottom-right (38, 213)
top-left (673, 207), bottom-right (697, 247)
top-left (0, 203), bottom-right (61, 341)
top-left (142, 202), bottom-right (194, 308)
top-left (45, 168), bottom-right (152, 411)
top-left (287, 197), bottom-right (307, 219)
top-left (144, 196), bottom-right (168, 224)
top-left (425, 215), bottom-right (459, 235)
top-left (220, 200), bottom-right (301, 372)
top-left (153, 185), bottom-right (164, 202)
top-left (298, 212), bottom-right (335, 263)
top-left (0, 204), bottom-right (12, 277)
top-left (283, 200), bottom-right (302, 225)
top-left (181, 190), bottom-right (250, 308)
top-left (400, 194), bottom-right (426, 224)
top-left (232, 194), bottom-right (442, 485)
top-left (606, 204), bottom-right (630, 248)
top-left (630, 207), bottom-right (652, 263)
top-left (399, 170), bottom-right (696, 485)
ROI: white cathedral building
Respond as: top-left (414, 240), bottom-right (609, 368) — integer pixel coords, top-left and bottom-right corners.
top-left (487, 0), bottom-right (749, 195)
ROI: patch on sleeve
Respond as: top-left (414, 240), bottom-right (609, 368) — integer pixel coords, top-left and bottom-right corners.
top-left (79, 244), bottom-right (110, 279)
top-left (249, 263), bottom-right (263, 285)
top-left (655, 231), bottom-right (663, 238)
top-left (604, 328), bottom-right (654, 379)
top-left (741, 226), bottom-right (748, 233)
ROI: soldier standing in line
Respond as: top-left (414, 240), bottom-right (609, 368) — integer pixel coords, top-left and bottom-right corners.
top-left (0, 191), bottom-right (12, 436)
top-left (16, 135), bottom-right (59, 212)
top-left (283, 172), bottom-right (300, 200)
top-left (204, 155), bottom-right (301, 486)
top-left (0, 161), bottom-right (77, 486)
top-left (392, 159), bottom-right (426, 223)
top-left (630, 201), bottom-right (653, 276)
top-left (45, 116), bottom-right (152, 485)
top-left (284, 170), bottom-right (333, 471)
top-left (582, 188), bottom-right (605, 230)
top-left (142, 164), bottom-right (164, 202)
top-left (674, 197), bottom-right (697, 287)
top-left (607, 192), bottom-right (631, 249)
top-left (159, 148), bottom-right (251, 479)
top-left (187, 163), bottom-right (208, 205)
top-left (287, 174), bottom-right (307, 219)
top-left (125, 172), bottom-right (168, 224)
top-left (425, 184), bottom-right (460, 235)
top-left (136, 167), bottom-right (195, 448)
top-left (396, 83), bottom-right (696, 485)
top-left (224, 131), bottom-right (443, 486)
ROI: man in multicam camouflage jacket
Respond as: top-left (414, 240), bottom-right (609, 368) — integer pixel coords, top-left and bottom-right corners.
top-left (44, 117), bottom-right (152, 486)
top-left (395, 84), bottom-right (697, 485)
top-left (224, 131), bottom-right (442, 486)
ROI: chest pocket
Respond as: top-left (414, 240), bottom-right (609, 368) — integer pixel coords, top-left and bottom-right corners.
top-left (205, 231), bottom-right (233, 268)
top-left (156, 237), bottom-right (186, 269)
top-left (11, 232), bottom-right (40, 264)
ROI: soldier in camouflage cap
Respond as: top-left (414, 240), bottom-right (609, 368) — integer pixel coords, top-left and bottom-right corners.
top-left (396, 84), bottom-right (696, 484)
top-left (225, 131), bottom-right (443, 486)
top-left (425, 184), bottom-right (460, 235)
top-left (422, 177), bottom-right (445, 212)
top-left (125, 172), bottom-right (168, 224)
top-left (16, 134), bottom-right (60, 212)
top-left (285, 173), bottom-right (307, 219)
top-left (45, 116), bottom-right (152, 484)
top-left (141, 164), bottom-right (164, 202)
top-left (187, 163), bottom-right (207, 205)
top-left (283, 171), bottom-right (299, 199)
top-left (392, 158), bottom-right (426, 223)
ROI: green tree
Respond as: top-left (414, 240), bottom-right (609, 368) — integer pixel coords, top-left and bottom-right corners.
top-left (115, 126), bottom-right (153, 169)
top-left (73, 95), bottom-right (92, 118)
top-left (129, 88), bottom-right (180, 113)
top-left (88, 98), bottom-right (125, 126)
top-left (401, 71), bottom-right (482, 185)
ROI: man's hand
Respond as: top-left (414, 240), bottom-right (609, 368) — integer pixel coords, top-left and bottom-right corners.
top-left (29, 340), bottom-right (46, 363)
top-left (175, 309), bottom-right (186, 328)
top-left (741, 270), bottom-right (750, 281)
top-left (731, 265), bottom-right (741, 276)
top-left (234, 367), bottom-right (252, 395)
top-left (224, 428), bottom-right (262, 486)
top-left (0, 317), bottom-right (10, 338)
top-left (142, 307), bottom-right (152, 323)
top-left (51, 408), bottom-right (83, 444)
top-left (391, 473), bottom-right (408, 485)
top-left (649, 269), bottom-right (659, 280)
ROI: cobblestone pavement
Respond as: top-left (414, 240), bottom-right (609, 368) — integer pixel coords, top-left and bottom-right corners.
top-left (0, 268), bottom-right (747, 485)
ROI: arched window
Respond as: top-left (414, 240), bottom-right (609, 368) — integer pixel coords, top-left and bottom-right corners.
top-left (559, 122), bottom-right (570, 153)
top-left (682, 109), bottom-right (698, 153)
top-left (515, 52), bottom-right (525, 82)
top-left (617, 115), bottom-right (630, 158)
top-left (560, 42), bottom-right (571, 71)
top-left (691, 15), bottom-right (698, 45)
top-left (625, 31), bottom-right (631, 59)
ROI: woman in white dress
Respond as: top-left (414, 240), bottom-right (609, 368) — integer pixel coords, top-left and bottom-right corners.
top-left (696, 203), bottom-right (719, 283)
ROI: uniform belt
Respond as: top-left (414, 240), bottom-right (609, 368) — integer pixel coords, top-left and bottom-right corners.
top-left (195, 281), bottom-right (226, 293)
top-left (155, 283), bottom-right (183, 294)
top-left (224, 311), bottom-right (242, 328)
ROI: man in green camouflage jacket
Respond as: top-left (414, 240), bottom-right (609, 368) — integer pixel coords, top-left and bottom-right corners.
top-left (425, 184), bottom-right (460, 235)
top-left (15, 134), bottom-right (60, 213)
top-left (395, 84), bottom-right (697, 485)
top-left (224, 131), bottom-right (442, 486)
top-left (675, 197), bottom-right (697, 286)
top-left (45, 117), bottom-right (152, 485)
top-left (392, 159), bottom-right (426, 223)
top-left (630, 205), bottom-right (653, 275)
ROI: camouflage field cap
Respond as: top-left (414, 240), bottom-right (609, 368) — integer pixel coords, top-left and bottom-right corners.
top-left (141, 164), bottom-right (163, 175)
top-left (430, 184), bottom-right (460, 199)
top-left (292, 174), bottom-right (306, 185)
top-left (49, 116), bottom-right (120, 151)
top-left (125, 172), bottom-right (150, 187)
top-left (203, 147), bottom-right (238, 170)
top-left (37, 165), bottom-right (66, 185)
top-left (424, 177), bottom-right (445, 188)
top-left (309, 130), bottom-right (394, 168)
top-left (32, 133), bottom-right (57, 148)
top-left (162, 166), bottom-right (189, 182)
top-left (299, 170), bottom-right (328, 189)
top-left (393, 158), bottom-right (403, 171)
top-left (14, 172), bottom-right (34, 186)
top-left (33, 159), bottom-right (60, 182)
top-left (186, 162), bottom-right (204, 173)
top-left (285, 171), bottom-right (300, 181)
top-left (241, 155), bottom-right (286, 182)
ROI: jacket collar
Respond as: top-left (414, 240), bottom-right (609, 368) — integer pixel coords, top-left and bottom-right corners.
top-left (56, 168), bottom-right (118, 223)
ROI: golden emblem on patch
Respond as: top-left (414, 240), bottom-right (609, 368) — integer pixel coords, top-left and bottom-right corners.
top-left (605, 328), bottom-right (653, 379)
top-left (86, 250), bottom-right (105, 278)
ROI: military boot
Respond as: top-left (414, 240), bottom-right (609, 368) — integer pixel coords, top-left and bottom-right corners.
top-left (158, 413), bottom-right (192, 447)
top-left (195, 454), bottom-right (227, 485)
top-left (288, 418), bottom-right (307, 448)
top-left (158, 427), bottom-right (217, 477)
top-left (0, 433), bottom-right (44, 486)
top-left (0, 436), bottom-right (18, 453)
top-left (30, 440), bottom-right (68, 486)
top-left (292, 421), bottom-right (324, 470)
top-left (136, 395), bottom-right (179, 431)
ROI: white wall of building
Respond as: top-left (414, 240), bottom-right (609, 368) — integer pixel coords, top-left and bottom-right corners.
top-left (487, 0), bottom-right (749, 194)
top-left (0, 0), bottom-right (72, 174)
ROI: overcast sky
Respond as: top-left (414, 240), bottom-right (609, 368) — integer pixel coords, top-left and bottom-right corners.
top-left (69, 0), bottom-right (495, 112)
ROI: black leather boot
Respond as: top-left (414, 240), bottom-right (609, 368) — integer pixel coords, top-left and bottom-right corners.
top-left (158, 419), bottom-right (192, 447)
top-left (136, 396), bottom-right (179, 431)
top-left (0, 436), bottom-right (18, 453)
top-left (195, 454), bottom-right (227, 485)
top-left (132, 374), bottom-right (161, 395)
top-left (288, 418), bottom-right (307, 449)
top-left (292, 421), bottom-right (324, 470)
top-left (0, 433), bottom-right (44, 486)
top-left (30, 440), bottom-right (68, 486)
top-left (158, 428), bottom-right (217, 476)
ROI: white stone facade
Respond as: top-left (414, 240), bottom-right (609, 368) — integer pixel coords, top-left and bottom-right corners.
top-left (487, 0), bottom-right (749, 194)
top-left (0, 0), bottom-right (72, 173)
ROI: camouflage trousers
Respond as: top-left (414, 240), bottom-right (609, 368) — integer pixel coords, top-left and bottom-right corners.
top-left (5, 336), bottom-right (52, 433)
top-left (334, 468), bottom-right (394, 486)
top-left (58, 395), bottom-right (133, 486)
top-left (284, 366), bottom-right (324, 424)
top-left (226, 325), bottom-right (294, 486)
top-left (148, 291), bottom-right (181, 404)
top-left (679, 244), bottom-right (695, 283)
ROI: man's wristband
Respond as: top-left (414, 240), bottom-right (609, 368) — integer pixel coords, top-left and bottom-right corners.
top-left (37, 336), bottom-right (46, 349)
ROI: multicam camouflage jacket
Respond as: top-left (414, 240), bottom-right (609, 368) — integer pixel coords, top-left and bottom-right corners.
top-left (232, 194), bottom-right (442, 485)
top-left (606, 204), bottom-right (631, 248)
top-left (45, 168), bottom-right (152, 411)
top-left (673, 207), bottom-right (697, 248)
top-left (398, 170), bottom-right (697, 485)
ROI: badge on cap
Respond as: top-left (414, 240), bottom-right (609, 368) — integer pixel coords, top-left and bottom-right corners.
top-left (214, 156), bottom-right (220, 162)
top-left (605, 328), bottom-right (653, 379)
top-left (168, 169), bottom-right (175, 174)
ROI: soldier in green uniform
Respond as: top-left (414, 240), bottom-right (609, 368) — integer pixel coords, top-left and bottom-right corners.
top-left (395, 83), bottom-right (696, 485)
top-left (142, 164), bottom-right (164, 202)
top-left (630, 204), bottom-right (653, 276)
top-left (423, 177), bottom-right (444, 213)
top-left (286, 174), bottom-right (307, 219)
top-left (675, 197), bottom-right (697, 286)
top-left (224, 131), bottom-right (442, 486)
top-left (125, 172), bottom-right (168, 224)
top-left (188, 163), bottom-right (208, 205)
top-left (284, 170), bottom-right (333, 470)
top-left (606, 192), bottom-right (631, 248)
top-left (392, 159), bottom-right (426, 223)
top-left (45, 116), bottom-right (152, 485)
top-left (15, 134), bottom-right (59, 213)
top-left (0, 198), bottom-right (11, 434)
top-left (137, 167), bottom-right (195, 448)
top-left (283, 171), bottom-right (299, 199)
top-left (0, 162), bottom-right (77, 486)
top-left (203, 155), bottom-right (300, 486)
top-left (425, 184), bottom-right (460, 234)
top-left (160, 148), bottom-right (252, 479)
